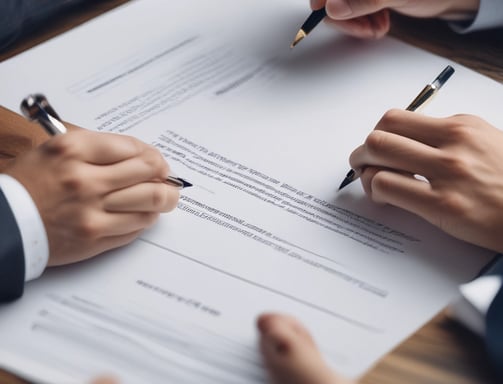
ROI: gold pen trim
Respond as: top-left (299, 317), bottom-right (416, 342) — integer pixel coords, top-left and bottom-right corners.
top-left (291, 30), bottom-right (307, 48)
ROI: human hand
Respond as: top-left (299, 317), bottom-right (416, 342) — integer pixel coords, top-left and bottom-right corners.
top-left (258, 313), bottom-right (354, 384)
top-left (4, 127), bottom-right (180, 266)
top-left (349, 109), bottom-right (503, 253)
top-left (310, 0), bottom-right (479, 38)
top-left (90, 377), bottom-right (119, 384)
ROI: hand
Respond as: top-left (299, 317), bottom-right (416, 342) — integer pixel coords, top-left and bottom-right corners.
top-left (4, 127), bottom-right (180, 266)
top-left (258, 313), bottom-right (354, 384)
top-left (349, 109), bottom-right (503, 253)
top-left (310, 0), bottom-right (479, 38)
top-left (91, 377), bottom-right (119, 384)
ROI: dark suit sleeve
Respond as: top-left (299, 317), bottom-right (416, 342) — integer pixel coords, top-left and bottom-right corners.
top-left (0, 189), bottom-right (25, 302)
top-left (486, 258), bottom-right (503, 379)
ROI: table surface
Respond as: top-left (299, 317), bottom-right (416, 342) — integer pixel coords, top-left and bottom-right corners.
top-left (0, 1), bottom-right (502, 383)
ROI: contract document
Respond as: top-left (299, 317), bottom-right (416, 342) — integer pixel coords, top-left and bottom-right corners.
top-left (0, 0), bottom-right (502, 382)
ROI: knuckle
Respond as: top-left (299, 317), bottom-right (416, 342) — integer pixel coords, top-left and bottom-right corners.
top-left (436, 191), bottom-right (467, 217)
top-left (438, 153), bottom-right (469, 177)
top-left (142, 212), bottom-right (160, 228)
top-left (444, 120), bottom-right (473, 142)
top-left (325, 0), bottom-right (339, 18)
top-left (60, 164), bottom-right (88, 194)
top-left (370, 170), bottom-right (392, 193)
top-left (369, 0), bottom-right (385, 10)
top-left (364, 130), bottom-right (388, 155)
top-left (44, 135), bottom-right (77, 158)
top-left (150, 186), bottom-right (169, 211)
top-left (124, 135), bottom-right (145, 156)
top-left (379, 109), bottom-right (403, 125)
top-left (74, 213), bottom-right (100, 240)
top-left (143, 149), bottom-right (168, 176)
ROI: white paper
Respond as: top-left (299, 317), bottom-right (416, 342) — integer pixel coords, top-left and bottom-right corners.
top-left (0, 0), bottom-right (501, 382)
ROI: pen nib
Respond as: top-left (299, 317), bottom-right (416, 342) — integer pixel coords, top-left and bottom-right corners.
top-left (291, 30), bottom-right (307, 48)
top-left (165, 176), bottom-right (193, 189)
top-left (179, 178), bottom-right (193, 189)
top-left (338, 169), bottom-right (357, 191)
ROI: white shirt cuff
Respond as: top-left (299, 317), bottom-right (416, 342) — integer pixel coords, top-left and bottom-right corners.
top-left (0, 174), bottom-right (49, 282)
top-left (449, 0), bottom-right (503, 33)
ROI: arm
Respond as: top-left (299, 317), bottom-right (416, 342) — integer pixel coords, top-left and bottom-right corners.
top-left (0, 0), bottom-right (86, 52)
top-left (0, 106), bottom-right (49, 171)
top-left (308, 0), bottom-right (503, 39)
top-left (0, 189), bottom-right (25, 302)
top-left (348, 110), bottom-right (503, 253)
top-left (487, 279), bottom-right (503, 378)
top-left (0, 124), bottom-right (179, 303)
top-left (3, 127), bottom-right (180, 267)
top-left (256, 111), bottom-right (503, 384)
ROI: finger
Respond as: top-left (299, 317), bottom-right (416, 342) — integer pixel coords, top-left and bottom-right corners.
top-left (43, 130), bottom-right (151, 165)
top-left (89, 376), bottom-right (120, 384)
top-left (374, 110), bottom-right (452, 147)
top-left (311, 0), bottom-right (326, 10)
top-left (368, 170), bottom-right (440, 220)
top-left (324, 10), bottom-right (390, 38)
top-left (258, 313), bottom-right (346, 384)
top-left (93, 230), bottom-right (145, 257)
top-left (359, 166), bottom-right (380, 198)
top-left (349, 130), bottom-right (442, 177)
top-left (70, 211), bottom-right (160, 240)
top-left (103, 211), bottom-right (161, 236)
top-left (94, 149), bottom-right (169, 191)
top-left (325, 0), bottom-right (401, 20)
top-left (48, 230), bottom-right (144, 266)
top-left (103, 182), bottom-right (180, 213)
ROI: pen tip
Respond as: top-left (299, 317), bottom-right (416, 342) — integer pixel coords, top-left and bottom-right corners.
top-left (337, 179), bottom-right (351, 191)
top-left (337, 169), bottom-right (357, 191)
top-left (291, 30), bottom-right (307, 48)
top-left (181, 179), bottom-right (193, 189)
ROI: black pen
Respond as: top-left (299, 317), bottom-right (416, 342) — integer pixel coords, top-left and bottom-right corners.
top-left (291, 7), bottom-right (327, 48)
top-left (338, 65), bottom-right (455, 191)
top-left (20, 94), bottom-right (193, 189)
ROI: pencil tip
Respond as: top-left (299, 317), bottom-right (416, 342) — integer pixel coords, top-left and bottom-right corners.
top-left (291, 30), bottom-right (307, 48)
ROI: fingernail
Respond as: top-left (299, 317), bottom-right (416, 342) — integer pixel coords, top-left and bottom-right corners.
top-left (327, 0), bottom-right (353, 18)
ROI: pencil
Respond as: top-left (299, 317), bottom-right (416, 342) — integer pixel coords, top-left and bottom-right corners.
top-left (291, 8), bottom-right (327, 48)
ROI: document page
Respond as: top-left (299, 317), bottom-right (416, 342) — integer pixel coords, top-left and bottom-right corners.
top-left (0, 0), bottom-right (502, 382)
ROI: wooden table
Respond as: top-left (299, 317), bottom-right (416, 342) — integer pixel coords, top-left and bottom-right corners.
top-left (1, 2), bottom-right (502, 383)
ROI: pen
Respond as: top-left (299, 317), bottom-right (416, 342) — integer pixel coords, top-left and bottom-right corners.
top-left (337, 65), bottom-right (455, 191)
top-left (291, 7), bottom-right (327, 48)
top-left (20, 94), bottom-right (193, 189)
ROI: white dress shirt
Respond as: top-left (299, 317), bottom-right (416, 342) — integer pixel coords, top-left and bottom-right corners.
top-left (0, 174), bottom-right (49, 282)
top-left (451, 0), bottom-right (503, 32)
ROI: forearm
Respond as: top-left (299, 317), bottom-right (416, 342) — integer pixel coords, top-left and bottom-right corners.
top-left (0, 107), bottom-right (49, 171)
